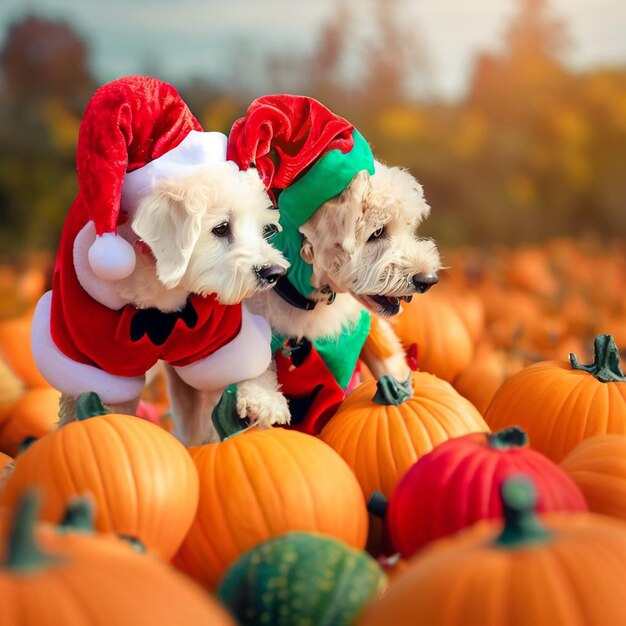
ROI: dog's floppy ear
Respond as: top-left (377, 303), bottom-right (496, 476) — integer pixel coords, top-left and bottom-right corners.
top-left (132, 179), bottom-right (209, 289)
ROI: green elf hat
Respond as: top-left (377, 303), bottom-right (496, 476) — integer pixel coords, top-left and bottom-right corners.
top-left (227, 95), bottom-right (376, 297)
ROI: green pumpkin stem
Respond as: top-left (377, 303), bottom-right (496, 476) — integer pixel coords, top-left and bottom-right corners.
top-left (59, 498), bottom-right (95, 533)
top-left (495, 476), bottom-right (552, 548)
top-left (76, 392), bottom-right (111, 421)
top-left (488, 427), bottom-right (528, 450)
top-left (372, 375), bottom-right (413, 406)
top-left (569, 335), bottom-right (625, 383)
top-left (119, 535), bottom-right (147, 554)
top-left (3, 492), bottom-right (60, 572)
top-left (367, 491), bottom-right (389, 518)
top-left (210, 385), bottom-right (249, 441)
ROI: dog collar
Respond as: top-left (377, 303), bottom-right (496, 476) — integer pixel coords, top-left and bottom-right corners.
top-left (273, 276), bottom-right (317, 311)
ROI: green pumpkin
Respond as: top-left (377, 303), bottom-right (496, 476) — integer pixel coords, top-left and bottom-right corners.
top-left (217, 532), bottom-right (386, 626)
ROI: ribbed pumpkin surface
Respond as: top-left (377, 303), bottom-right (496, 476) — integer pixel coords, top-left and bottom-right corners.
top-left (0, 517), bottom-right (234, 626)
top-left (561, 434), bottom-right (626, 521)
top-left (388, 430), bottom-right (587, 557)
top-left (218, 532), bottom-right (385, 626)
top-left (1, 414), bottom-right (199, 559)
top-left (320, 371), bottom-right (489, 500)
top-left (484, 360), bottom-right (626, 462)
top-left (359, 513), bottom-right (626, 626)
top-left (0, 387), bottom-right (60, 456)
top-left (391, 293), bottom-right (474, 382)
top-left (174, 428), bottom-right (367, 589)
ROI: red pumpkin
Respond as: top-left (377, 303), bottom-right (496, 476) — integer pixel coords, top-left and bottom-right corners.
top-left (387, 427), bottom-right (587, 557)
top-left (359, 477), bottom-right (626, 626)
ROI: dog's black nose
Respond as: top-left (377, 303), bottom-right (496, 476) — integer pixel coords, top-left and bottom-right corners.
top-left (412, 272), bottom-right (439, 293)
top-left (256, 264), bottom-right (286, 284)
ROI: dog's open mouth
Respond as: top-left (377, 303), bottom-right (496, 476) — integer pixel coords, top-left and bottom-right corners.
top-left (358, 294), bottom-right (413, 317)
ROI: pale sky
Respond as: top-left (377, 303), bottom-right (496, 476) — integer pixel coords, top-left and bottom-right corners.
top-left (1, 0), bottom-right (625, 100)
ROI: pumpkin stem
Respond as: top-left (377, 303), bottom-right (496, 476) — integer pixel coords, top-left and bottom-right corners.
top-left (488, 427), bottom-right (528, 450)
top-left (3, 491), bottom-right (60, 572)
top-left (569, 335), bottom-right (625, 383)
top-left (18, 436), bottom-right (37, 454)
top-left (372, 375), bottom-right (413, 406)
top-left (59, 498), bottom-right (95, 533)
top-left (211, 384), bottom-right (250, 441)
top-left (119, 535), bottom-right (147, 554)
top-left (367, 491), bottom-right (389, 518)
top-left (495, 476), bottom-right (552, 548)
top-left (76, 392), bottom-right (111, 421)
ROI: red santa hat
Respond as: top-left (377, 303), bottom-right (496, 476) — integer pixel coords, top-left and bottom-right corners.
top-left (76, 75), bottom-right (233, 280)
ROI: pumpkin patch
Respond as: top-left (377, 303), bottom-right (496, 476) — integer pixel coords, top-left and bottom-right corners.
top-left (0, 238), bottom-right (625, 624)
top-left (1, 393), bottom-right (199, 559)
top-left (359, 477), bottom-right (626, 626)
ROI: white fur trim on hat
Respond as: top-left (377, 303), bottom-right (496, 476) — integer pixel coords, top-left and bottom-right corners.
top-left (121, 130), bottom-right (232, 214)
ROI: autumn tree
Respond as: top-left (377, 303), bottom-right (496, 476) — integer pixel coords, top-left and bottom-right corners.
top-left (0, 15), bottom-right (94, 103)
top-left (308, 0), bottom-right (431, 109)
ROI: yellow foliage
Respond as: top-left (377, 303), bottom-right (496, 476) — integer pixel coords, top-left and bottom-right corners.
top-left (41, 99), bottom-right (80, 153)
top-left (202, 99), bottom-right (241, 134)
top-left (559, 149), bottom-right (590, 188)
top-left (452, 109), bottom-right (487, 158)
top-left (507, 175), bottom-right (536, 206)
top-left (551, 108), bottom-right (589, 146)
top-left (376, 106), bottom-right (427, 142)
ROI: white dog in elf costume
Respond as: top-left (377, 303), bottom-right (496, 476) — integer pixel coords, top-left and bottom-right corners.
top-left (30, 76), bottom-right (291, 444)
top-left (168, 95), bottom-right (441, 438)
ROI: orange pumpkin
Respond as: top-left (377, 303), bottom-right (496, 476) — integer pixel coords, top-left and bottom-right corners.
top-left (0, 493), bottom-right (235, 626)
top-left (0, 355), bottom-right (25, 422)
top-left (359, 477), bottom-right (626, 626)
top-left (437, 281), bottom-right (485, 343)
top-left (0, 387), bottom-right (60, 456)
top-left (1, 393), bottom-right (198, 559)
top-left (173, 387), bottom-right (368, 590)
top-left (485, 335), bottom-right (626, 462)
top-left (320, 373), bottom-right (488, 553)
top-left (505, 246), bottom-right (559, 299)
top-left (390, 291), bottom-right (474, 382)
top-left (561, 435), bottom-right (626, 521)
top-left (0, 313), bottom-right (50, 388)
top-left (321, 373), bottom-right (489, 500)
top-left (453, 344), bottom-right (512, 414)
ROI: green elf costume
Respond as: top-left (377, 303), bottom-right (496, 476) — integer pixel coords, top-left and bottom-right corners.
top-left (227, 95), bottom-right (375, 434)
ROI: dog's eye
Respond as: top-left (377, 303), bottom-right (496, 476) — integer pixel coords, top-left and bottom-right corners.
top-left (368, 226), bottom-right (385, 242)
top-left (263, 224), bottom-right (278, 241)
top-left (212, 222), bottom-right (230, 237)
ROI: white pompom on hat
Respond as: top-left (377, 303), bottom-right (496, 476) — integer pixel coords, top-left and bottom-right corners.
top-left (75, 76), bottom-right (235, 281)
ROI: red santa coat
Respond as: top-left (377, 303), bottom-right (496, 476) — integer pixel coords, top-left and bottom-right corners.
top-left (47, 77), bottom-right (242, 378)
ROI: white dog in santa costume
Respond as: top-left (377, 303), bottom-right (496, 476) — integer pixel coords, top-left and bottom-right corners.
top-left (30, 76), bottom-right (290, 444)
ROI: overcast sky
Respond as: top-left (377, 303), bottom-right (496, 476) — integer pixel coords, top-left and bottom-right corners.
top-left (1, 0), bottom-right (625, 99)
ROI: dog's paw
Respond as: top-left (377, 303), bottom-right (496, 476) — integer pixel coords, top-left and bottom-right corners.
top-left (236, 382), bottom-right (291, 429)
